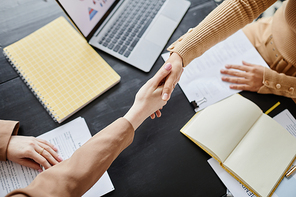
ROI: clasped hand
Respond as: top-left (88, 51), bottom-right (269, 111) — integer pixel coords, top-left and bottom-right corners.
top-left (124, 62), bottom-right (173, 129)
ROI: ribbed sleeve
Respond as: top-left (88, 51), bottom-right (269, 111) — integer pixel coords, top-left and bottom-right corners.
top-left (168, 0), bottom-right (276, 67)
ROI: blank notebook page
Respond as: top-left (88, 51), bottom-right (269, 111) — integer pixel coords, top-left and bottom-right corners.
top-left (4, 17), bottom-right (120, 123)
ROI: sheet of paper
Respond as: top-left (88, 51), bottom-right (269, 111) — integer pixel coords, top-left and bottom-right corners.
top-left (208, 109), bottom-right (296, 197)
top-left (0, 117), bottom-right (114, 196)
top-left (273, 109), bottom-right (296, 138)
top-left (161, 30), bottom-right (269, 112)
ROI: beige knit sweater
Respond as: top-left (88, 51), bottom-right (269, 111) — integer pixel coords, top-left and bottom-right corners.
top-left (169, 0), bottom-right (296, 99)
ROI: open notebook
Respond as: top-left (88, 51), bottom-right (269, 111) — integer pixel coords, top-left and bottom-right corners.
top-left (3, 17), bottom-right (120, 123)
top-left (181, 94), bottom-right (296, 197)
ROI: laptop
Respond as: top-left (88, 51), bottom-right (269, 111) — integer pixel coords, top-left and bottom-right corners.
top-left (55, 0), bottom-right (191, 72)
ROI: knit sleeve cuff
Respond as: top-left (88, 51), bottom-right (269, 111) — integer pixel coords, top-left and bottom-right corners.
top-left (0, 120), bottom-right (19, 161)
top-left (258, 67), bottom-right (296, 98)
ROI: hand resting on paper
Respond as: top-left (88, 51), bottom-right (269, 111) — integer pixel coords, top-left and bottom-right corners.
top-left (220, 61), bottom-right (264, 92)
top-left (7, 136), bottom-right (63, 172)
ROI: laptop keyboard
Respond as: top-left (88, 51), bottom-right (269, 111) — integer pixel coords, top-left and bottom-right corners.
top-left (98, 0), bottom-right (166, 58)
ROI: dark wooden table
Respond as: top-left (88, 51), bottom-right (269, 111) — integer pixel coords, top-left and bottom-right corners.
top-left (1, 0), bottom-right (295, 196)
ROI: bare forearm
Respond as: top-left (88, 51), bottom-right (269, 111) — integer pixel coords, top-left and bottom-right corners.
top-left (7, 118), bottom-right (134, 197)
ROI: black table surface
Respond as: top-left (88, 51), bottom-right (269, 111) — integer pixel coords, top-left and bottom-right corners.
top-left (1, 0), bottom-right (296, 196)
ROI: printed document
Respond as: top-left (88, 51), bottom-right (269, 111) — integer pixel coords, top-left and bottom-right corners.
top-left (0, 117), bottom-right (114, 196)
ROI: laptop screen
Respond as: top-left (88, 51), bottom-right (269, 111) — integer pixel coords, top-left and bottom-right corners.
top-left (57, 0), bottom-right (116, 37)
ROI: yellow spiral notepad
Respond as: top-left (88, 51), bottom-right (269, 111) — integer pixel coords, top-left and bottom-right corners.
top-left (3, 17), bottom-right (120, 123)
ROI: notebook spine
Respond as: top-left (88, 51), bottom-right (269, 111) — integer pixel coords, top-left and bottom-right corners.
top-left (3, 49), bottom-right (58, 122)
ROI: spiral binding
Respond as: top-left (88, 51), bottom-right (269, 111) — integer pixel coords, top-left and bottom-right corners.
top-left (3, 48), bottom-right (59, 122)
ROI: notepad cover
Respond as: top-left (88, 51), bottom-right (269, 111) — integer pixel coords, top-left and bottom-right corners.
top-left (3, 17), bottom-right (120, 123)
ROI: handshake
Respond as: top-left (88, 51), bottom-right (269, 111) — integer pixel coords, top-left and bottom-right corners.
top-left (124, 52), bottom-right (184, 130)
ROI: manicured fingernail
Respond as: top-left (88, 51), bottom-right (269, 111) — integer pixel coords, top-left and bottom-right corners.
top-left (162, 93), bottom-right (169, 101)
top-left (164, 63), bottom-right (172, 71)
top-left (58, 156), bottom-right (63, 161)
top-left (38, 169), bottom-right (43, 173)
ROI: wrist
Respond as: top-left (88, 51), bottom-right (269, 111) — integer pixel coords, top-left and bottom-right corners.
top-left (170, 52), bottom-right (183, 67)
top-left (123, 105), bottom-right (146, 131)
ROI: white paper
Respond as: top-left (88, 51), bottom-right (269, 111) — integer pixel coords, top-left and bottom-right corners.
top-left (208, 109), bottom-right (296, 197)
top-left (162, 30), bottom-right (269, 112)
top-left (0, 117), bottom-right (114, 197)
top-left (273, 109), bottom-right (296, 138)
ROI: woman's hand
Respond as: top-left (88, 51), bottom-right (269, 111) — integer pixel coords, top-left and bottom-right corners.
top-left (161, 52), bottom-right (184, 101)
top-left (124, 62), bottom-right (172, 130)
top-left (149, 52), bottom-right (183, 119)
top-left (7, 136), bottom-right (63, 172)
top-left (220, 61), bottom-right (264, 92)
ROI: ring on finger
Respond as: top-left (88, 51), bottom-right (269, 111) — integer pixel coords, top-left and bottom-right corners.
top-left (39, 148), bottom-right (45, 156)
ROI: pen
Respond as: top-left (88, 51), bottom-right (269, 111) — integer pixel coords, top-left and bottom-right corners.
top-left (286, 165), bottom-right (296, 178)
top-left (265, 101), bottom-right (280, 115)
